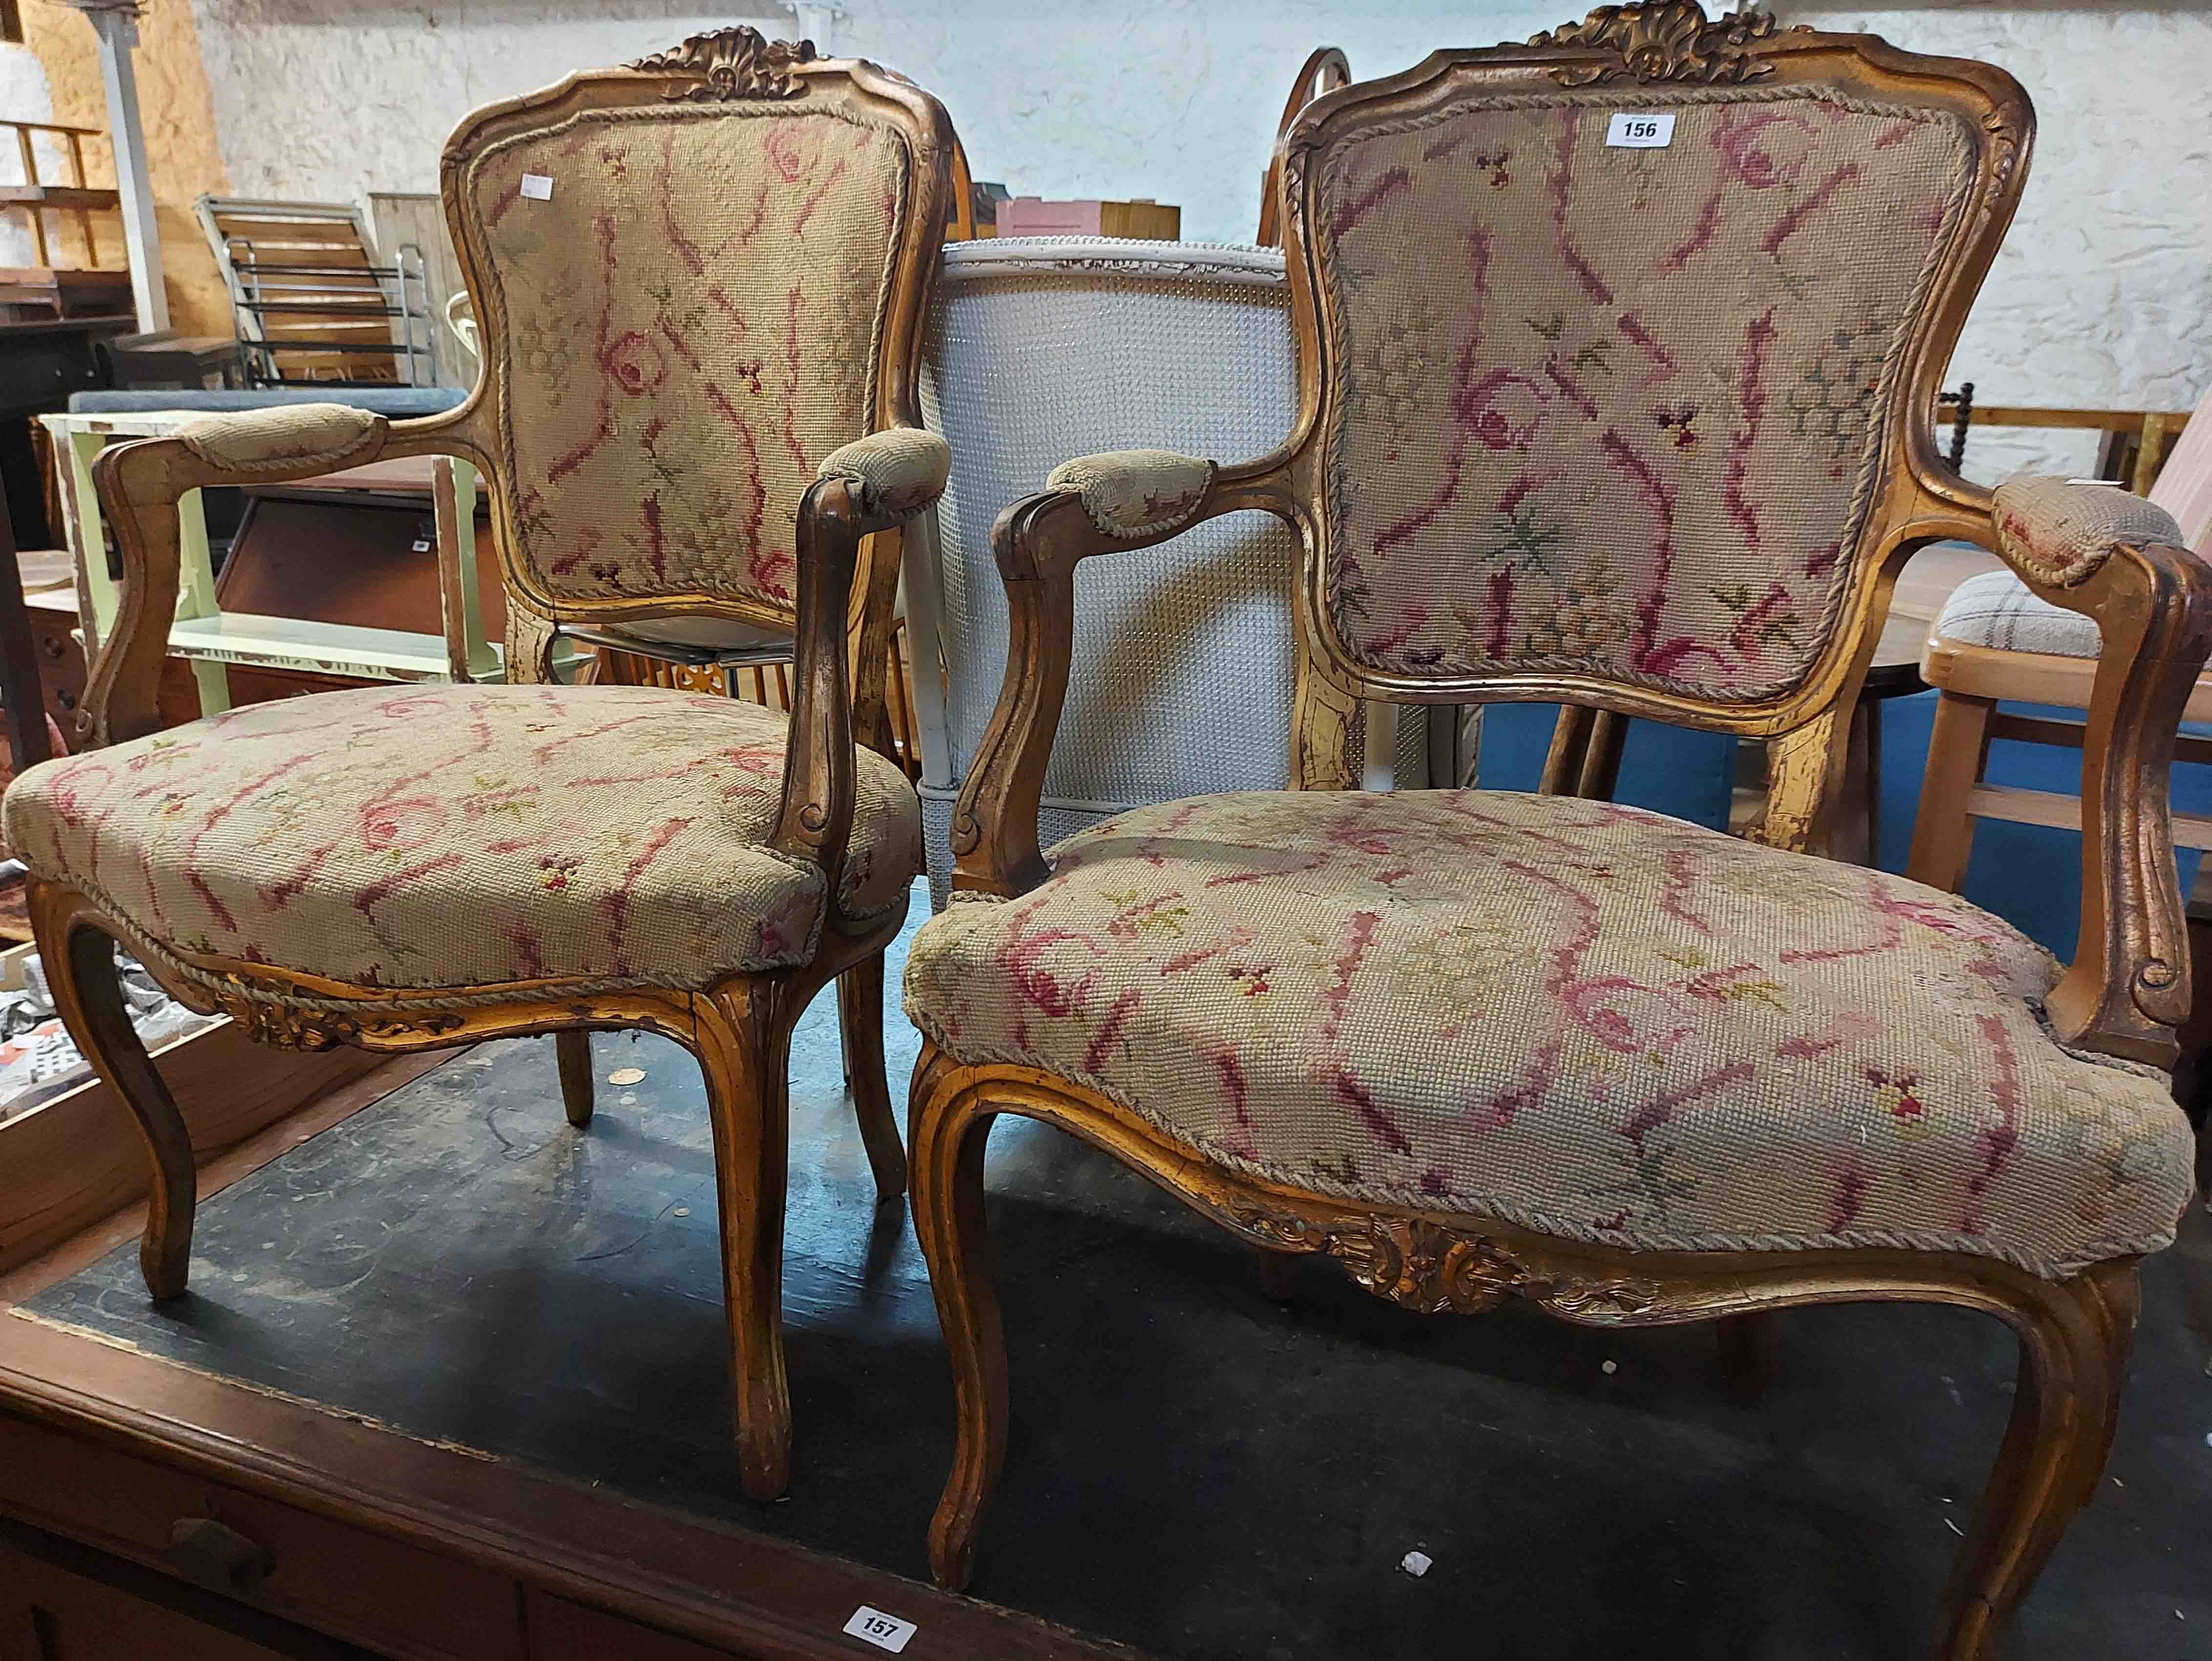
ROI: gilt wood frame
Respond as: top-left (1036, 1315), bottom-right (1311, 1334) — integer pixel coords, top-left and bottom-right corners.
top-left (915, 7), bottom-right (2209, 1653)
top-left (35, 28), bottom-right (955, 1503)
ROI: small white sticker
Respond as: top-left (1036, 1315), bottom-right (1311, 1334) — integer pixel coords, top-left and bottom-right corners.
top-left (1605, 111), bottom-right (1676, 149)
top-left (519, 172), bottom-right (554, 200)
top-left (1401, 1550), bottom-right (1433, 1578)
top-left (842, 1606), bottom-right (917, 1654)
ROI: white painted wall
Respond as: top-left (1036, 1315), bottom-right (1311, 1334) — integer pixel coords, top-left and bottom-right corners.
top-left (187, 0), bottom-right (2209, 482)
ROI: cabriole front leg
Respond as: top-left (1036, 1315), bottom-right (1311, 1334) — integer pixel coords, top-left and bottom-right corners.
top-left (1933, 1263), bottom-right (2134, 1659)
top-left (693, 979), bottom-right (797, 1501)
top-left (909, 1044), bottom-right (1009, 1590)
top-left (28, 881), bottom-right (196, 1299)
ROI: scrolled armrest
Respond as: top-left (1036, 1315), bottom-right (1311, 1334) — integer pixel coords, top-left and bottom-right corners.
top-left (1045, 448), bottom-right (1217, 538)
top-left (1991, 474), bottom-right (2188, 589)
top-left (79, 406), bottom-right (396, 749)
top-left (171, 402), bottom-right (385, 475)
top-left (787, 433), bottom-right (945, 888)
top-left (82, 401), bottom-right (483, 749)
top-left (1967, 476), bottom-right (2212, 1067)
top-left (775, 465), bottom-right (919, 909)
top-left (817, 426), bottom-right (950, 522)
top-left (949, 455), bottom-right (1291, 898)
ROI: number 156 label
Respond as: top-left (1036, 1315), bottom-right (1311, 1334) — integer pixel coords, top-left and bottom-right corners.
top-left (1605, 111), bottom-right (1676, 148)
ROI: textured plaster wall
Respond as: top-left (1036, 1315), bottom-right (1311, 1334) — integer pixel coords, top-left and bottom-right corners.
top-left (1790, 3), bottom-right (2212, 484)
top-left (20, 0), bottom-right (233, 334)
top-left (186, 1), bottom-right (2207, 481)
top-left (185, 1), bottom-right (805, 204)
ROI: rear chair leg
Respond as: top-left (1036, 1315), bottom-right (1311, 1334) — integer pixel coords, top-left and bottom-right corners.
top-left (1253, 1246), bottom-right (1299, 1301)
top-left (555, 1030), bottom-right (595, 1127)
top-left (1715, 1312), bottom-right (1773, 1402)
top-left (837, 951), bottom-right (908, 1202)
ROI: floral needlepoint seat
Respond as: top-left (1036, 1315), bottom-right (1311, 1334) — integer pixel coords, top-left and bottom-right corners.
top-left (4, 30), bottom-right (959, 1504)
top-left (906, 788), bottom-right (2189, 1281)
top-left (900, 8), bottom-right (2212, 1656)
top-left (3, 684), bottom-right (921, 996)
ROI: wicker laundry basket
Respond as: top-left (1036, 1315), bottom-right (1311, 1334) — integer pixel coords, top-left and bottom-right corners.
top-left (910, 236), bottom-right (1475, 908)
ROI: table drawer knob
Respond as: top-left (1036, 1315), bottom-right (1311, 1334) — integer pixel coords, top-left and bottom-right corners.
top-left (164, 1515), bottom-right (274, 1590)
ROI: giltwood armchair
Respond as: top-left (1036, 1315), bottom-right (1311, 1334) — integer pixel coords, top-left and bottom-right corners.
top-left (1, 29), bottom-right (956, 1500)
top-left (902, 7), bottom-right (2211, 1654)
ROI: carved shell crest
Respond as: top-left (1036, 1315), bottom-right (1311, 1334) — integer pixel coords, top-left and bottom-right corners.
top-left (628, 27), bottom-right (818, 103)
top-left (1524, 1), bottom-right (1780, 87)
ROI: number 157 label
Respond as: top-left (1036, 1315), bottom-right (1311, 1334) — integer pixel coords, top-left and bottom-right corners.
top-left (1606, 111), bottom-right (1676, 148)
top-left (843, 1606), bottom-right (918, 1654)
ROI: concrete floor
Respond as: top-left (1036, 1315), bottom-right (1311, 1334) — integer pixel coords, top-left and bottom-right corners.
top-left (28, 882), bottom-right (2212, 1660)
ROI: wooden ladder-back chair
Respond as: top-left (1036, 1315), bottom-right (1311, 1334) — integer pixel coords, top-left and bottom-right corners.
top-left (4, 28), bottom-right (956, 1500)
top-left (901, 7), bottom-right (2212, 1654)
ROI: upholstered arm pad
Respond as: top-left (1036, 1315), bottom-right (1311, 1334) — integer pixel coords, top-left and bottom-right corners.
top-left (1046, 448), bottom-right (1217, 538)
top-left (171, 403), bottom-right (385, 474)
top-left (817, 427), bottom-right (950, 518)
top-left (1992, 475), bottom-right (2189, 589)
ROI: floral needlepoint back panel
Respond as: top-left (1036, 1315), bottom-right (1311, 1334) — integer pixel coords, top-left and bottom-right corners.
top-left (464, 103), bottom-right (909, 615)
top-left (1314, 85), bottom-right (1975, 701)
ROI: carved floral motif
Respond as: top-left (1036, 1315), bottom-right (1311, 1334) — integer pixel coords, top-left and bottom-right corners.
top-left (206, 978), bottom-right (467, 1052)
top-left (628, 27), bottom-right (818, 102)
top-left (1227, 1201), bottom-right (1660, 1319)
top-left (1524, 2), bottom-right (1779, 86)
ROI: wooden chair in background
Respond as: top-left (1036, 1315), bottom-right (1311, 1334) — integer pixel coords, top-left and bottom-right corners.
top-left (4, 30), bottom-right (956, 1500)
top-left (901, 13), bottom-right (2212, 1657)
top-left (1936, 387), bottom-right (2194, 498)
